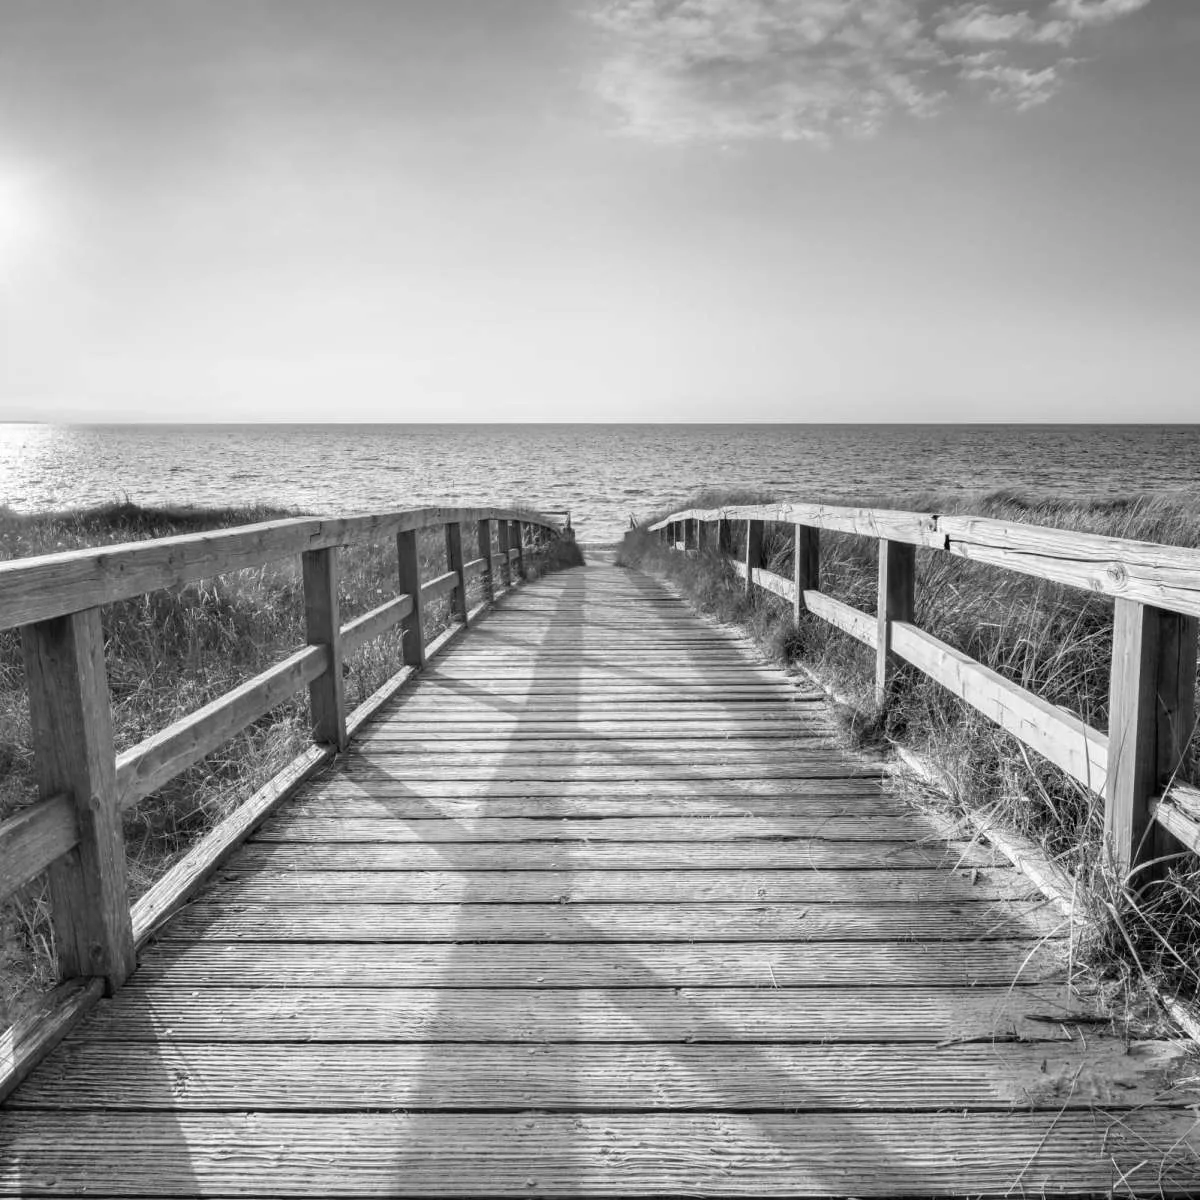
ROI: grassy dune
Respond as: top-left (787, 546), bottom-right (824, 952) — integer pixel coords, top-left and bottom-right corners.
top-left (0, 501), bottom-right (582, 1024)
top-left (619, 490), bottom-right (1200, 1010)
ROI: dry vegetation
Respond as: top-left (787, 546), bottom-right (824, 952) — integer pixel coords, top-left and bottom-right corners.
top-left (618, 489), bottom-right (1200, 1016)
top-left (1, 501), bottom-right (582, 1026)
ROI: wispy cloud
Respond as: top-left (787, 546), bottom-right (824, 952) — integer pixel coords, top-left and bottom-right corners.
top-left (587, 0), bottom-right (1151, 142)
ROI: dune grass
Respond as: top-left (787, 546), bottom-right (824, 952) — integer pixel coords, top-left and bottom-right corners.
top-left (618, 489), bottom-right (1200, 1015)
top-left (0, 501), bottom-right (581, 1026)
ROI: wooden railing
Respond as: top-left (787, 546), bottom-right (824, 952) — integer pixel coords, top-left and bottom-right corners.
top-left (0, 506), bottom-right (564, 1002)
top-left (650, 503), bottom-right (1200, 883)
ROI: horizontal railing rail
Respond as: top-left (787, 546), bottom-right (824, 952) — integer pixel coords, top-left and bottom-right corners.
top-left (0, 505), bottom-right (566, 1023)
top-left (650, 502), bottom-right (1200, 882)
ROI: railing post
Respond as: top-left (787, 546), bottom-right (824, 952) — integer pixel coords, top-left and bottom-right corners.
top-left (794, 525), bottom-right (819, 623)
top-left (718, 517), bottom-right (732, 556)
top-left (396, 528), bottom-right (426, 668)
top-left (1106, 599), bottom-right (1198, 882)
top-left (497, 520), bottom-right (512, 589)
top-left (513, 520), bottom-right (527, 582)
top-left (301, 547), bottom-right (347, 751)
top-left (21, 608), bottom-right (135, 991)
top-left (697, 520), bottom-right (709, 553)
top-left (445, 521), bottom-right (468, 624)
top-left (876, 539), bottom-right (916, 708)
top-left (477, 518), bottom-right (494, 604)
top-left (744, 519), bottom-right (764, 599)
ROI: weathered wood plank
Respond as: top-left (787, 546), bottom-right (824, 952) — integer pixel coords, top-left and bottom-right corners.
top-left (396, 527), bottom-right (426, 669)
top-left (1107, 599), bottom-right (1199, 879)
top-left (340, 593), bottom-right (413, 656)
top-left (20, 608), bottom-right (135, 988)
top-left (301, 545), bottom-right (348, 750)
top-left (324, 762), bottom-right (883, 781)
top-left (802, 589), bottom-right (877, 646)
top-left (160, 899), bottom-right (1059, 942)
top-left (232, 839), bottom-right (1004, 871)
top-left (114, 644), bottom-right (327, 810)
top-left (69, 984), bottom-right (1083, 1044)
top-left (206, 867), bottom-right (1030, 904)
top-left (876, 539), bottom-right (916, 708)
top-left (5, 1110), bottom-right (1198, 1196)
top-left (132, 937), bottom-right (1066, 988)
top-left (0, 793), bottom-right (77, 903)
top-left (890, 622), bottom-right (1109, 794)
top-left (1155, 783), bottom-right (1200, 856)
top-left (282, 793), bottom-right (908, 819)
top-left (20, 1039), bottom-right (1186, 1112)
top-left (253, 814), bottom-right (934, 843)
top-left (129, 745), bottom-right (331, 947)
top-left (0, 978), bottom-right (103, 1105)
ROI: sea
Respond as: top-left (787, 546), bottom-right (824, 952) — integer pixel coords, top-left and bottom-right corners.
top-left (2, 423), bottom-right (1198, 543)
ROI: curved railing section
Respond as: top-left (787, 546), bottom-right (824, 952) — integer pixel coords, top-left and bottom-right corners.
top-left (0, 506), bottom-right (564, 1011)
top-left (649, 502), bottom-right (1200, 879)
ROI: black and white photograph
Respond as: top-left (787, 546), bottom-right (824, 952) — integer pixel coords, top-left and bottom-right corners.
top-left (1, 1), bottom-right (1199, 1195)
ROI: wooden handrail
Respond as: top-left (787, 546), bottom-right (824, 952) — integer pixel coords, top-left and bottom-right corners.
top-left (0, 504), bottom-right (566, 997)
top-left (658, 504), bottom-right (1200, 881)
top-left (0, 505), bottom-right (556, 632)
top-left (650, 502), bottom-right (1200, 619)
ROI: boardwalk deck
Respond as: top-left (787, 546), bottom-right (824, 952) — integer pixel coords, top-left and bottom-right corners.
top-left (3, 561), bottom-right (1199, 1196)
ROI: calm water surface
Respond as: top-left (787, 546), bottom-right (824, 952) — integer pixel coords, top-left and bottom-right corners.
top-left (2, 423), bottom-right (1198, 541)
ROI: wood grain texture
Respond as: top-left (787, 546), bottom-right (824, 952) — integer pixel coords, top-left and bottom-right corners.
top-left (0, 792), bottom-right (77, 903)
top-left (891, 622), bottom-right (1108, 793)
top-left (114, 644), bottom-right (327, 810)
top-left (67, 984), bottom-right (1086, 1044)
top-left (4, 1111), bottom-right (1198, 1196)
top-left (0, 978), bottom-right (102, 1105)
top-left (159, 899), bottom-right (1060, 942)
top-left (131, 937), bottom-right (1069, 988)
top-left (20, 608), bottom-right (135, 988)
top-left (339, 593), bottom-right (413, 656)
top-left (19, 1040), bottom-right (1188, 1111)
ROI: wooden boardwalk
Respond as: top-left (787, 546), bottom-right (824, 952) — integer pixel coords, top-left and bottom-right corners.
top-left (3, 561), bottom-right (1199, 1196)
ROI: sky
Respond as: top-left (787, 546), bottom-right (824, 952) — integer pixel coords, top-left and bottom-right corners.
top-left (0, 0), bottom-right (1197, 423)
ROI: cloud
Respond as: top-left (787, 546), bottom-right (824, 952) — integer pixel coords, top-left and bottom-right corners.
top-left (587, 0), bottom-right (1151, 142)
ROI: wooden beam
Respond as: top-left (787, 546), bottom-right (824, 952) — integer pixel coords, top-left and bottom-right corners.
top-left (744, 520), bottom-right (764, 601)
top-left (794, 526), bottom-right (819, 623)
top-left (1106, 600), bottom-right (1199, 882)
top-left (513, 521), bottom-right (527, 582)
top-left (340, 594), bottom-right (414, 657)
top-left (302, 547), bottom-right (347, 752)
top-left (0, 792), bottom-right (78, 903)
top-left (803, 591), bottom-right (877, 648)
top-left (476, 519), bottom-right (494, 603)
top-left (890, 622), bottom-right (1109, 795)
top-left (445, 522), bottom-right (468, 623)
top-left (396, 529), bottom-right (426, 669)
top-left (20, 608), bottom-right (135, 990)
top-left (0, 977), bottom-right (103, 1104)
top-left (421, 570), bottom-right (459, 602)
top-left (718, 517), bottom-right (732, 556)
top-left (115, 645), bottom-right (328, 810)
top-left (1154, 784), bottom-right (1200, 858)
top-left (497, 521), bottom-right (512, 589)
top-left (876, 540), bottom-right (916, 709)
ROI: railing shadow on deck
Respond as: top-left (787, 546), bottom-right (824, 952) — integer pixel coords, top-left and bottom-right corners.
top-left (219, 564), bottom-right (1025, 1192)
top-left (0, 505), bottom-right (570, 1104)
